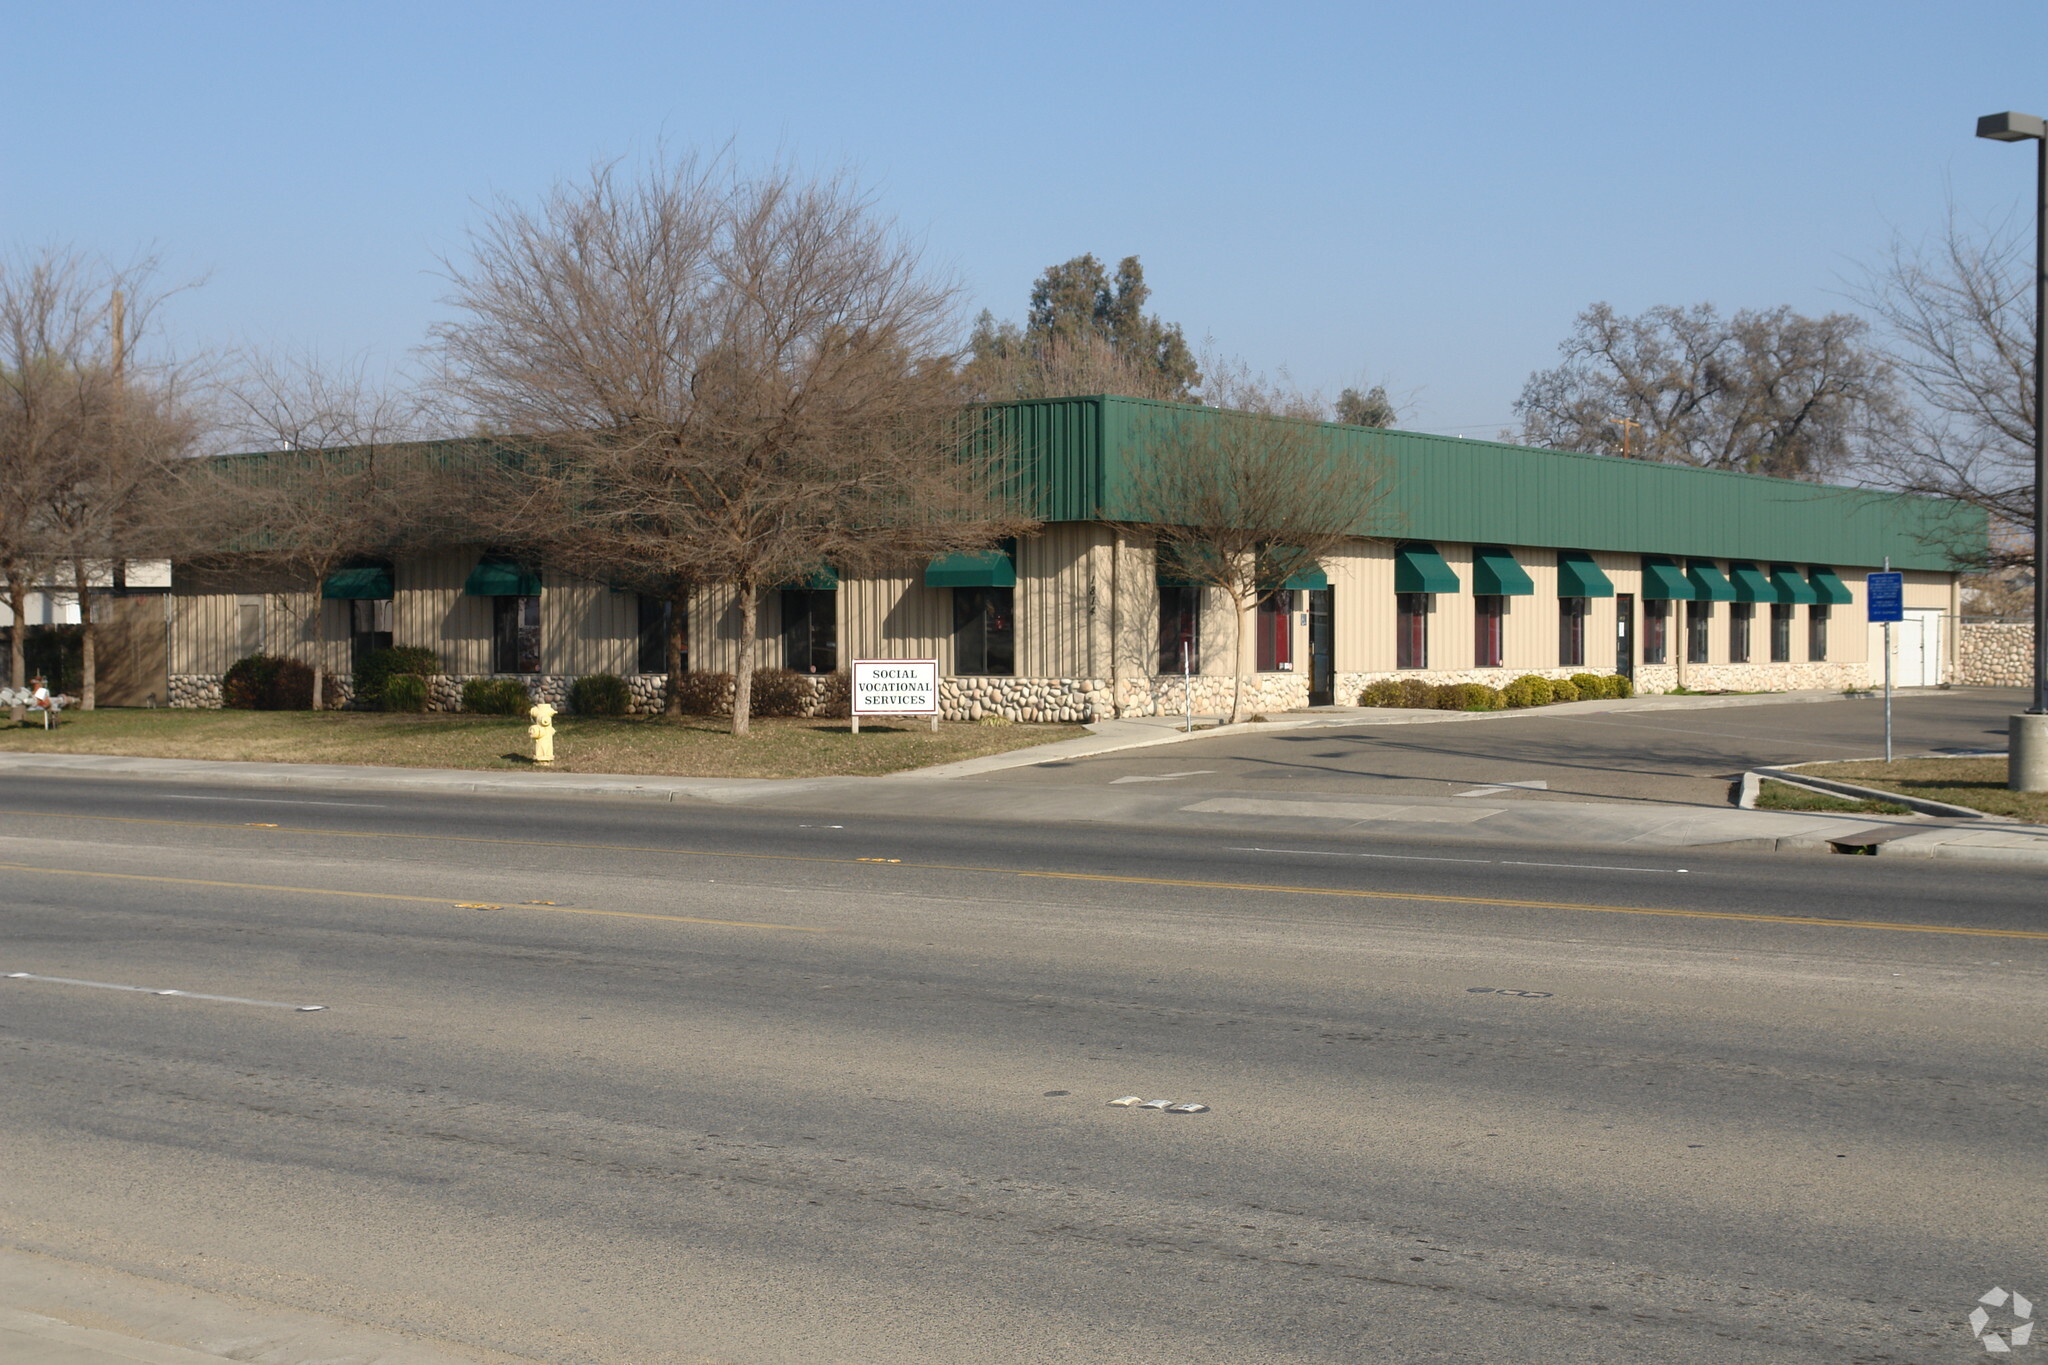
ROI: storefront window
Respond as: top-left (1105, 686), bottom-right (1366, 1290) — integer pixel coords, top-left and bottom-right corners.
top-left (349, 598), bottom-right (393, 671)
top-left (1158, 586), bottom-right (1200, 674)
top-left (953, 587), bottom-right (1014, 676)
top-left (781, 589), bottom-right (838, 674)
top-left (1729, 602), bottom-right (1753, 663)
top-left (1256, 591), bottom-right (1294, 671)
top-left (1686, 601), bottom-right (1712, 664)
top-left (1809, 604), bottom-right (1830, 662)
top-left (1558, 598), bottom-right (1588, 667)
top-left (1770, 603), bottom-right (1794, 663)
top-left (1643, 600), bottom-right (1669, 665)
top-left (1396, 593), bottom-right (1430, 669)
top-left (1474, 595), bottom-right (1504, 667)
top-left (637, 595), bottom-right (682, 675)
top-left (493, 595), bottom-right (541, 674)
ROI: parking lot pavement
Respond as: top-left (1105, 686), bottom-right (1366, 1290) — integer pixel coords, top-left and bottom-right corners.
top-left (985, 688), bottom-right (2026, 809)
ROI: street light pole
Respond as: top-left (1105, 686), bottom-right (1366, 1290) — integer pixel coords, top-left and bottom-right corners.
top-left (1977, 111), bottom-right (2048, 791)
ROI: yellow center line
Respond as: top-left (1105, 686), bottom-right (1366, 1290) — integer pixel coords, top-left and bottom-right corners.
top-left (0, 861), bottom-right (824, 933)
top-left (2, 808), bottom-right (2043, 943)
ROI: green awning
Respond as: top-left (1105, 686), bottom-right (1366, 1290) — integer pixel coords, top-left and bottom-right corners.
top-left (1556, 551), bottom-right (1614, 599)
top-left (463, 556), bottom-right (542, 596)
top-left (1728, 561), bottom-right (1781, 603)
top-left (321, 566), bottom-right (392, 600)
top-left (1686, 560), bottom-right (1735, 601)
top-left (1258, 548), bottom-right (1328, 591)
top-left (1471, 546), bottom-right (1534, 597)
top-left (1640, 555), bottom-right (1694, 601)
top-left (1770, 564), bottom-right (1818, 605)
top-left (778, 565), bottom-right (840, 591)
top-left (1156, 545), bottom-right (1206, 589)
top-left (1808, 567), bottom-right (1853, 606)
top-left (1394, 543), bottom-right (1459, 594)
top-left (924, 549), bottom-right (1015, 588)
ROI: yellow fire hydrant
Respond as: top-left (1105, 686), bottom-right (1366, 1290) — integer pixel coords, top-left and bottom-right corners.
top-left (527, 700), bottom-right (557, 764)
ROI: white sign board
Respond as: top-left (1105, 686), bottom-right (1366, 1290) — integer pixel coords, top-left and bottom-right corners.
top-left (851, 659), bottom-right (939, 716)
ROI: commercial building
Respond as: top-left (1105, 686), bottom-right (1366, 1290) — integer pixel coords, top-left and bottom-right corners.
top-left (162, 395), bottom-right (1981, 718)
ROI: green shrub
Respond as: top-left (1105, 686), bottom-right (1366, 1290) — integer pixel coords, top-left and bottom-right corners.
top-left (674, 671), bottom-right (734, 715)
top-left (568, 673), bottom-right (631, 717)
top-left (353, 646), bottom-right (440, 710)
top-left (1549, 678), bottom-right (1581, 703)
top-left (1395, 677), bottom-right (1437, 708)
top-left (382, 674), bottom-right (429, 713)
top-left (1503, 674), bottom-right (1553, 708)
top-left (1358, 678), bottom-right (1407, 707)
top-left (1440, 682), bottom-right (1505, 711)
top-left (1610, 674), bottom-right (1634, 699)
top-left (748, 667), bottom-right (814, 718)
top-left (1428, 683), bottom-right (1465, 709)
top-left (462, 677), bottom-right (532, 716)
top-left (1570, 672), bottom-right (1608, 699)
top-left (222, 654), bottom-right (317, 710)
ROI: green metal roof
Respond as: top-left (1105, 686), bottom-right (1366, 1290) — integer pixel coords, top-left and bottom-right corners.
top-left (978, 396), bottom-right (1983, 572)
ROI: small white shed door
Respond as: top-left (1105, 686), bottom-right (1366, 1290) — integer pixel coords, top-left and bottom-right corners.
top-left (1869, 611), bottom-right (1943, 687)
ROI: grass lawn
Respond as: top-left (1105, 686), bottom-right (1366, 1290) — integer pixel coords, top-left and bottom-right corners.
top-left (1788, 757), bottom-right (2047, 824)
top-left (1753, 779), bottom-right (1908, 816)
top-left (0, 707), bottom-right (1089, 779)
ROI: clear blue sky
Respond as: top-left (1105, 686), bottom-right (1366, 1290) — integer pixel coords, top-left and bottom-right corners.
top-left (5, 2), bottom-right (2044, 435)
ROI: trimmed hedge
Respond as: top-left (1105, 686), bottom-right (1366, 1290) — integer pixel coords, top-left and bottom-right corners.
top-left (569, 673), bottom-right (631, 717)
top-left (748, 667), bottom-right (813, 719)
top-left (1360, 672), bottom-right (1630, 710)
top-left (353, 646), bottom-right (440, 712)
top-left (222, 654), bottom-right (317, 711)
top-left (462, 678), bottom-right (531, 716)
top-left (674, 671), bottom-right (734, 716)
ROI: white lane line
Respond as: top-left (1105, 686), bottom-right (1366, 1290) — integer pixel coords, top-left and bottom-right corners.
top-left (160, 795), bottom-right (387, 807)
top-left (1228, 847), bottom-right (1689, 874)
top-left (1110, 770), bottom-right (1218, 784)
top-left (4, 972), bottom-right (327, 1011)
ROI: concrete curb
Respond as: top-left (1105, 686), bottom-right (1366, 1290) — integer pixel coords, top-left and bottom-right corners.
top-left (1753, 766), bottom-right (1990, 820)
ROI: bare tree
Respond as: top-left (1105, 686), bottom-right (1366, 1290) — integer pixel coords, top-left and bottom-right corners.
top-left (1852, 208), bottom-right (2036, 571)
top-left (0, 250), bottom-right (175, 719)
top-left (435, 156), bottom-right (1028, 735)
top-left (1115, 373), bottom-right (1390, 723)
top-left (182, 350), bottom-right (435, 710)
top-left (1514, 302), bottom-right (1896, 480)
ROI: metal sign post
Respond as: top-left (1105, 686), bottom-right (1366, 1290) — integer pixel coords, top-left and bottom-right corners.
top-left (1182, 640), bottom-right (1193, 733)
top-left (1867, 567), bottom-right (1904, 763)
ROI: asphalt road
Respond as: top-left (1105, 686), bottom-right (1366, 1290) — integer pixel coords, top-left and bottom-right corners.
top-left (997, 689), bottom-right (2026, 808)
top-left (3, 775), bottom-right (2044, 1363)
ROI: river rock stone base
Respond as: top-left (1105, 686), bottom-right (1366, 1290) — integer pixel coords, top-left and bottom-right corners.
top-left (1958, 622), bottom-right (2033, 688)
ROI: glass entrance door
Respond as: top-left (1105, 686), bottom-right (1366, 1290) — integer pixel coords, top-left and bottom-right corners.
top-left (1615, 592), bottom-right (1635, 682)
top-left (1307, 588), bottom-right (1334, 706)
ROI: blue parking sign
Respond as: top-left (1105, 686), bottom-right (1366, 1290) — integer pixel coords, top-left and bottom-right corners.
top-left (1866, 572), bottom-right (1904, 623)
